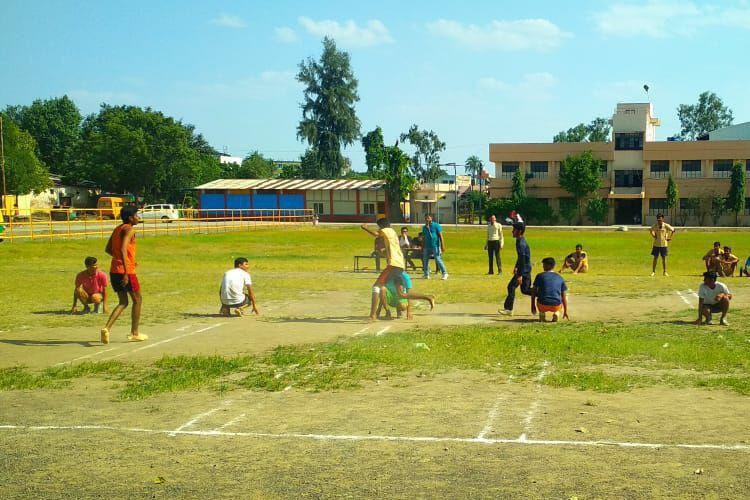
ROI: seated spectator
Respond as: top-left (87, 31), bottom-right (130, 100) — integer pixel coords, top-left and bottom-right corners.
top-left (740, 256), bottom-right (750, 277)
top-left (532, 257), bottom-right (569, 322)
top-left (71, 256), bottom-right (108, 314)
top-left (702, 241), bottom-right (723, 272)
top-left (399, 226), bottom-right (418, 271)
top-left (219, 257), bottom-right (259, 317)
top-left (718, 246), bottom-right (739, 277)
top-left (560, 244), bottom-right (588, 274)
top-left (694, 271), bottom-right (732, 326)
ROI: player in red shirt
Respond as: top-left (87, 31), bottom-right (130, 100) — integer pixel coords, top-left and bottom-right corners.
top-left (71, 256), bottom-right (108, 314)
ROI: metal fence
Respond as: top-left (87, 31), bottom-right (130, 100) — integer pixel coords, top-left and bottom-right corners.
top-left (0, 208), bottom-right (314, 243)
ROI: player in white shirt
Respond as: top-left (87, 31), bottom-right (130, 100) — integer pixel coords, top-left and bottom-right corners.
top-left (219, 257), bottom-right (259, 317)
top-left (694, 271), bottom-right (732, 326)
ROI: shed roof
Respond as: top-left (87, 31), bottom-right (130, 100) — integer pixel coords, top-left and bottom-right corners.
top-left (194, 178), bottom-right (386, 190)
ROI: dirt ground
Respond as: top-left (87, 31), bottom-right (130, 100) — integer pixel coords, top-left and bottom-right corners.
top-left (1, 289), bottom-right (749, 498)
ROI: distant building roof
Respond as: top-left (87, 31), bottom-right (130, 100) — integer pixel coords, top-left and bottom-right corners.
top-left (708, 121), bottom-right (750, 141)
top-left (194, 178), bottom-right (387, 191)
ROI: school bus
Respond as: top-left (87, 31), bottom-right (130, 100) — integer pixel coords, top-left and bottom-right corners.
top-left (96, 196), bottom-right (132, 219)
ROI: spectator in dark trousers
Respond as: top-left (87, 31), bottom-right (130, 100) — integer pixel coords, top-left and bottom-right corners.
top-left (484, 214), bottom-right (504, 275)
top-left (499, 222), bottom-right (532, 316)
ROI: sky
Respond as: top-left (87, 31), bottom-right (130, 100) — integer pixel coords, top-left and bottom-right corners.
top-left (2, 0), bottom-right (750, 175)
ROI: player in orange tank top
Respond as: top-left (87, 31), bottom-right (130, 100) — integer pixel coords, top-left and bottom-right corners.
top-left (100, 205), bottom-right (147, 344)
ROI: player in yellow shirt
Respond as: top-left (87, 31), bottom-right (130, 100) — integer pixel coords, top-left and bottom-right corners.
top-left (650, 213), bottom-right (675, 277)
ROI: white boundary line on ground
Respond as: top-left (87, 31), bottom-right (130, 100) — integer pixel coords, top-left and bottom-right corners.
top-left (105, 323), bottom-right (226, 360)
top-left (376, 326), bottom-right (391, 336)
top-left (215, 413), bottom-right (246, 431)
top-left (518, 361), bottom-right (550, 442)
top-left (54, 347), bottom-right (118, 367)
top-left (352, 326), bottom-right (371, 337)
top-left (169, 400), bottom-right (233, 437)
top-left (676, 291), bottom-right (692, 307)
top-left (477, 395), bottom-right (505, 440)
top-left (687, 288), bottom-right (699, 299)
top-left (1, 424), bottom-right (748, 452)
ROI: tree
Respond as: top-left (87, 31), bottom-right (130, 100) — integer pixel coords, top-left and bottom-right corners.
top-left (677, 91), bottom-right (733, 140)
top-left (399, 125), bottom-right (446, 183)
top-left (237, 151), bottom-right (276, 179)
top-left (727, 160), bottom-right (746, 226)
top-left (464, 155), bottom-right (484, 191)
top-left (585, 197), bottom-right (608, 225)
top-left (462, 189), bottom-right (488, 224)
top-left (76, 105), bottom-right (221, 201)
top-left (362, 127), bottom-right (385, 175)
top-left (511, 168), bottom-right (526, 204)
top-left (4, 95), bottom-right (82, 179)
top-left (679, 197), bottom-right (699, 226)
top-left (558, 151), bottom-right (602, 224)
top-left (553, 118), bottom-right (611, 143)
top-left (278, 162), bottom-right (302, 179)
top-left (361, 127), bottom-right (416, 220)
top-left (710, 193), bottom-right (726, 225)
top-left (666, 174), bottom-right (679, 221)
top-left (296, 37), bottom-right (361, 178)
top-left (559, 198), bottom-right (577, 225)
top-left (0, 113), bottom-right (50, 195)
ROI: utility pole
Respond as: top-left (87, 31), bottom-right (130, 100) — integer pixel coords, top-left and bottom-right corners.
top-left (439, 162), bottom-right (465, 229)
top-left (0, 115), bottom-right (7, 205)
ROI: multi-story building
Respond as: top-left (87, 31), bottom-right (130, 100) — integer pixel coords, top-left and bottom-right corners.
top-left (489, 103), bottom-right (750, 225)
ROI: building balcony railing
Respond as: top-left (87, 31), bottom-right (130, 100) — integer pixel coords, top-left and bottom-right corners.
top-left (712, 170), bottom-right (731, 178)
top-left (529, 172), bottom-right (548, 180)
top-left (680, 171), bottom-right (703, 178)
top-left (649, 171), bottom-right (669, 179)
top-left (499, 171), bottom-right (517, 179)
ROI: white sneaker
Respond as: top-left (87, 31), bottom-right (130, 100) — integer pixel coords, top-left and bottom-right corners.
top-left (423, 275), bottom-right (430, 280)
top-left (441, 273), bottom-right (449, 280)
top-left (720, 318), bottom-right (729, 326)
top-left (650, 272), bottom-right (655, 277)
top-left (663, 272), bottom-right (669, 277)
top-left (498, 308), bottom-right (513, 316)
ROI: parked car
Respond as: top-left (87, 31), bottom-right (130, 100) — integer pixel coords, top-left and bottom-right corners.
top-left (138, 204), bottom-right (180, 222)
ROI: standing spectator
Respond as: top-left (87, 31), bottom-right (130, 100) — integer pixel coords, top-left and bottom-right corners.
top-left (71, 256), bottom-right (108, 315)
top-left (219, 257), bottom-right (259, 316)
top-left (421, 214), bottom-right (448, 280)
top-left (100, 206), bottom-right (147, 344)
top-left (484, 215), bottom-right (504, 275)
top-left (694, 271), bottom-right (732, 326)
top-left (399, 227), bottom-right (418, 271)
top-left (499, 222), bottom-right (532, 316)
top-left (649, 213), bottom-right (675, 277)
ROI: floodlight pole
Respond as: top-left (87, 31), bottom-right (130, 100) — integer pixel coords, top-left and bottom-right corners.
top-left (439, 162), bottom-right (465, 230)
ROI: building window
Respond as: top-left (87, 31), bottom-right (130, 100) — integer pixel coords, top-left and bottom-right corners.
top-left (746, 198), bottom-right (750, 215)
top-left (679, 198), bottom-right (696, 215)
top-left (362, 203), bottom-right (375, 215)
top-left (501, 162), bottom-right (519, 179)
top-left (313, 202), bottom-right (325, 215)
top-left (681, 160), bottom-right (702, 178)
top-left (713, 159), bottom-right (732, 178)
top-left (649, 198), bottom-right (667, 215)
top-left (614, 170), bottom-right (643, 188)
top-left (746, 159), bottom-right (750, 172)
top-left (650, 160), bottom-right (669, 179)
top-left (529, 161), bottom-right (548, 179)
top-left (599, 161), bottom-right (608, 178)
top-left (614, 132), bottom-right (644, 150)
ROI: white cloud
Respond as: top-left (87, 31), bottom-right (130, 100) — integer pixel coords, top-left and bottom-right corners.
top-left (478, 72), bottom-right (558, 100)
top-left (593, 1), bottom-right (750, 37)
top-left (426, 19), bottom-right (571, 51)
top-left (298, 17), bottom-right (394, 47)
top-left (275, 26), bottom-right (298, 43)
top-left (210, 14), bottom-right (247, 29)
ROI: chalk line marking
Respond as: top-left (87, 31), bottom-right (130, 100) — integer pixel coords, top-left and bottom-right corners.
top-left (1, 424), bottom-right (748, 452)
top-left (54, 347), bottom-right (118, 367)
top-left (518, 361), bottom-right (550, 442)
top-left (676, 291), bottom-right (692, 307)
top-left (352, 326), bottom-right (371, 337)
top-left (687, 289), bottom-right (699, 299)
top-left (477, 394), bottom-right (505, 441)
top-left (169, 400), bottom-right (233, 437)
top-left (106, 323), bottom-right (225, 360)
top-left (376, 326), bottom-right (391, 336)
top-left (216, 413), bottom-right (247, 431)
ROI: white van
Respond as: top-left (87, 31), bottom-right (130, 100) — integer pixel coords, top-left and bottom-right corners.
top-left (137, 204), bottom-right (180, 222)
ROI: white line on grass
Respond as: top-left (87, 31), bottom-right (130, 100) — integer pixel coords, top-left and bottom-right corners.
top-left (169, 400), bottom-right (233, 437)
top-left (477, 395), bottom-right (505, 441)
top-left (216, 413), bottom-right (247, 431)
top-left (518, 361), bottom-right (550, 442)
top-left (676, 291), bottom-right (692, 307)
top-left (2, 424), bottom-right (748, 452)
top-left (352, 326), bottom-right (371, 337)
top-left (375, 326), bottom-right (391, 336)
top-left (106, 323), bottom-right (226, 360)
top-left (54, 347), bottom-right (118, 367)
top-left (687, 289), bottom-right (699, 299)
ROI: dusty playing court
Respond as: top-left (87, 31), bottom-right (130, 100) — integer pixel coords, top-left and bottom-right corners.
top-left (1, 286), bottom-right (749, 498)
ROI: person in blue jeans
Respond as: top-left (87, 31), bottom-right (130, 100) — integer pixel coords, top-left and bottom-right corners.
top-left (421, 214), bottom-right (448, 280)
top-left (499, 222), bottom-right (532, 315)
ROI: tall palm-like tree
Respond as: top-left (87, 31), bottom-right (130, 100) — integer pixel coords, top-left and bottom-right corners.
top-left (465, 155), bottom-right (484, 192)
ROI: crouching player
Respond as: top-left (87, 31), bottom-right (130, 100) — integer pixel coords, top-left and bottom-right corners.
top-left (219, 257), bottom-right (259, 317)
top-left (531, 257), bottom-right (569, 322)
top-left (378, 271), bottom-right (435, 320)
